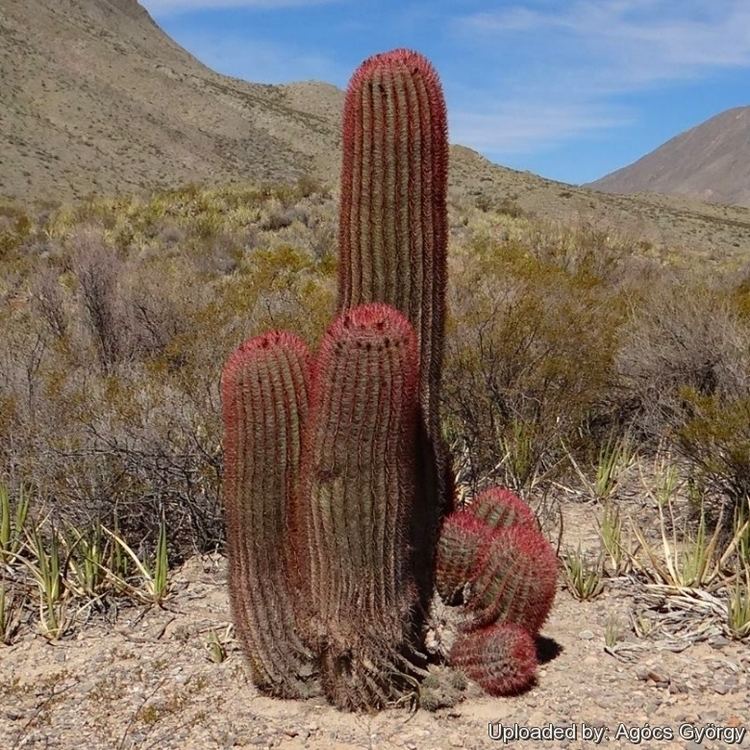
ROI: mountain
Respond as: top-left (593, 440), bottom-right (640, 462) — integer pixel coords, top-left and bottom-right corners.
top-left (1, 0), bottom-right (750, 265)
top-left (588, 107), bottom-right (750, 208)
top-left (0, 0), bottom-right (342, 201)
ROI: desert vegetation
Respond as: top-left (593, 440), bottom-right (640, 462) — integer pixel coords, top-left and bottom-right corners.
top-left (1, 168), bottom-right (748, 652)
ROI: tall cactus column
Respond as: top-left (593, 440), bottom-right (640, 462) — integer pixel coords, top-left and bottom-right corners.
top-left (337, 48), bottom-right (452, 607)
top-left (221, 331), bottom-right (318, 698)
top-left (300, 303), bottom-right (421, 710)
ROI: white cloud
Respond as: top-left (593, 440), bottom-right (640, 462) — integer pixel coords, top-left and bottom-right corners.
top-left (462, 0), bottom-right (750, 91)
top-left (450, 103), bottom-right (632, 154)
top-left (141, 0), bottom-right (340, 15)
top-left (447, 0), bottom-right (750, 157)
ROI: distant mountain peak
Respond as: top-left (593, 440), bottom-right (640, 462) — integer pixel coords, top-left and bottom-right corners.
top-left (587, 105), bottom-right (750, 208)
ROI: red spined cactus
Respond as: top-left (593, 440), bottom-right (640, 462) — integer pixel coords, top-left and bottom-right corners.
top-left (466, 525), bottom-right (558, 634)
top-left (450, 623), bottom-right (538, 696)
top-left (300, 303), bottom-right (421, 710)
top-left (219, 48), bottom-right (560, 713)
top-left (337, 49), bottom-right (453, 601)
top-left (435, 511), bottom-right (491, 604)
top-left (221, 331), bottom-right (317, 698)
top-left (338, 49), bottom-right (448, 424)
top-left (470, 487), bottom-right (537, 532)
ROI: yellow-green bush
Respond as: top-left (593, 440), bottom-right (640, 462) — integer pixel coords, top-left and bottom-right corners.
top-left (677, 389), bottom-right (750, 505)
top-left (444, 236), bottom-right (623, 489)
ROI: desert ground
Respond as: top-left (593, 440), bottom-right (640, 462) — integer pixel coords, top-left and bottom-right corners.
top-left (3, 492), bottom-right (748, 750)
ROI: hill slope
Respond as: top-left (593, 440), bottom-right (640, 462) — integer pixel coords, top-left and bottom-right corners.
top-left (0, 0), bottom-right (342, 200)
top-left (1, 0), bottom-right (750, 265)
top-left (588, 107), bottom-right (750, 208)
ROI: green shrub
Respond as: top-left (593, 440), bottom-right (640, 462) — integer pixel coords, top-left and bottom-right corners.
top-left (444, 237), bottom-right (622, 489)
top-left (677, 389), bottom-right (750, 506)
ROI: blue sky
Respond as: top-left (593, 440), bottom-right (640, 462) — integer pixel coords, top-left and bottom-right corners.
top-left (140, 0), bottom-right (750, 185)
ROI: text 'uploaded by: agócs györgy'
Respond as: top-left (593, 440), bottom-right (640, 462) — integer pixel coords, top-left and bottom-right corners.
top-left (487, 721), bottom-right (748, 745)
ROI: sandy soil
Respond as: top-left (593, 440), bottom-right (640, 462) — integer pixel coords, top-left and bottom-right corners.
top-left (2, 543), bottom-right (748, 750)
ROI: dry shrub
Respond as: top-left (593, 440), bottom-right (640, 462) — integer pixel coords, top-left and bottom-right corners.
top-left (0, 190), bottom-right (336, 556)
top-left (3, 182), bottom-right (749, 552)
top-left (618, 280), bottom-right (750, 437)
top-left (68, 227), bottom-right (125, 372)
top-left (444, 238), bottom-right (622, 490)
top-left (677, 391), bottom-right (750, 506)
top-left (31, 263), bottom-right (68, 340)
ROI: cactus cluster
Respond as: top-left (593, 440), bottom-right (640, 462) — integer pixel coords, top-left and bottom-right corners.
top-left (221, 48), bottom-right (558, 711)
top-left (435, 486), bottom-right (558, 695)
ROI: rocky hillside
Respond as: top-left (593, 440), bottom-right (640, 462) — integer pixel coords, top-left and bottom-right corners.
top-left (0, 0), bottom-right (342, 201)
top-left (1, 0), bottom-right (750, 263)
top-left (589, 106), bottom-right (750, 208)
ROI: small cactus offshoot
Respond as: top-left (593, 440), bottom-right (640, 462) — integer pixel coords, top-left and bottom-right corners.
top-left (470, 486), bottom-right (537, 532)
top-left (450, 622), bottom-right (538, 696)
top-left (466, 525), bottom-right (558, 634)
top-left (435, 511), bottom-right (491, 604)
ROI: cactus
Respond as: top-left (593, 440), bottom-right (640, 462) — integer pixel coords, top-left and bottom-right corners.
top-left (300, 303), bottom-right (421, 710)
top-left (221, 331), bottom-right (318, 698)
top-left (435, 511), bottom-right (491, 604)
top-left (466, 525), bottom-right (558, 634)
top-left (450, 623), bottom-right (538, 696)
top-left (337, 49), bottom-right (453, 600)
top-left (219, 48), bottom-right (559, 712)
top-left (470, 487), bottom-right (537, 532)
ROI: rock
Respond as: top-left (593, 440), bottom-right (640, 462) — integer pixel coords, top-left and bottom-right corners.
top-left (713, 682), bottom-right (729, 695)
top-left (635, 668), bottom-right (669, 686)
top-left (669, 680), bottom-right (688, 694)
top-left (578, 630), bottom-right (595, 640)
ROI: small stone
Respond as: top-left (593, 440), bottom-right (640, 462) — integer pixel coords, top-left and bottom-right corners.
top-left (713, 682), bottom-right (729, 695)
top-left (636, 668), bottom-right (669, 685)
top-left (579, 629), bottom-right (595, 640)
top-left (4, 708), bottom-right (24, 721)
